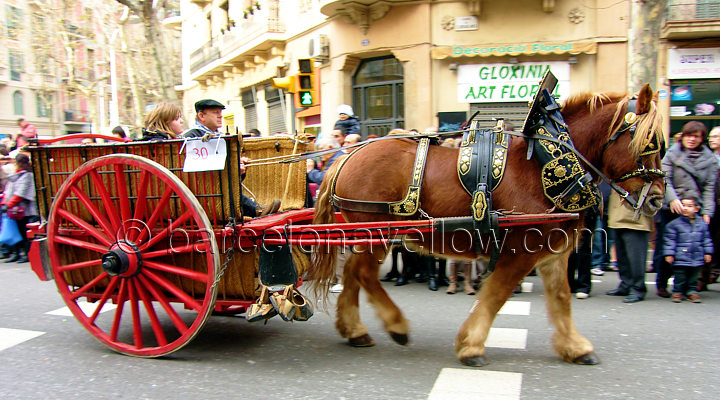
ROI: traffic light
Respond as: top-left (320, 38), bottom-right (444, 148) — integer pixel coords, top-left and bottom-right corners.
top-left (271, 76), bottom-right (296, 93)
top-left (295, 58), bottom-right (317, 107)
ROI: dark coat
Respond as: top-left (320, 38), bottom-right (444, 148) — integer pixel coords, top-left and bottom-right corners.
top-left (662, 143), bottom-right (718, 217)
top-left (138, 129), bottom-right (170, 141)
top-left (334, 117), bottom-right (360, 136)
top-left (663, 216), bottom-right (713, 267)
top-left (182, 128), bottom-right (207, 138)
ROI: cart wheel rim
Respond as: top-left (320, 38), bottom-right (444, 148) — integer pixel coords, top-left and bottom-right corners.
top-left (47, 154), bottom-right (220, 357)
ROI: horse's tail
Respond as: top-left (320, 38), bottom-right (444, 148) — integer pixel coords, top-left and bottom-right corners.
top-left (308, 156), bottom-right (344, 302)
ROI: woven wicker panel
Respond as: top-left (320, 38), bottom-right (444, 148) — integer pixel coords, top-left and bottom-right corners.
top-left (29, 136), bottom-right (311, 301)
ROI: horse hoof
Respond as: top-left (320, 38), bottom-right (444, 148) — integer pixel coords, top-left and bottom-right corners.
top-left (573, 352), bottom-right (600, 365)
top-left (348, 334), bottom-right (375, 347)
top-left (389, 332), bottom-right (409, 345)
top-left (460, 356), bottom-right (489, 367)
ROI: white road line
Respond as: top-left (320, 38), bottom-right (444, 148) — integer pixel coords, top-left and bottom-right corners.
top-left (428, 368), bottom-right (522, 400)
top-left (0, 328), bottom-right (45, 352)
top-left (485, 327), bottom-right (528, 349)
top-left (46, 300), bottom-right (117, 316)
top-left (498, 301), bottom-right (530, 316)
top-left (520, 282), bottom-right (533, 292)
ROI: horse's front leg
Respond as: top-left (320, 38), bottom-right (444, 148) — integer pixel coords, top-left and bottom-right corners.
top-left (455, 256), bottom-right (529, 366)
top-left (537, 252), bottom-right (600, 364)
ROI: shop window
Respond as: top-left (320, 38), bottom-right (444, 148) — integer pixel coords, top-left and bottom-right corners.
top-left (9, 49), bottom-right (23, 81)
top-left (36, 93), bottom-right (51, 118)
top-left (669, 79), bottom-right (720, 135)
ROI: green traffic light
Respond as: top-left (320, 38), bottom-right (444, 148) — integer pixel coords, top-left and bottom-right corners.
top-left (300, 91), bottom-right (313, 106)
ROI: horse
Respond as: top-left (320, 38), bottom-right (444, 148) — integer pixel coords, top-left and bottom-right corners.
top-left (309, 84), bottom-right (665, 366)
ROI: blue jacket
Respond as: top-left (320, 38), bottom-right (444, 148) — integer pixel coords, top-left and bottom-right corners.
top-left (662, 216), bottom-right (713, 267)
top-left (307, 151), bottom-right (342, 184)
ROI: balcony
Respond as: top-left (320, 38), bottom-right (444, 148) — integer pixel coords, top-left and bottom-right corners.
top-left (163, 8), bottom-right (182, 30)
top-left (189, 10), bottom-right (286, 77)
top-left (662, 1), bottom-right (720, 39)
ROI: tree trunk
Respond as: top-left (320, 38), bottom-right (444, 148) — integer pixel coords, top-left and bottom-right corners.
top-left (627, 0), bottom-right (666, 92)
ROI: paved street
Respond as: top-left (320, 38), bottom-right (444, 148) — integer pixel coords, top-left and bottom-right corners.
top-left (1, 258), bottom-right (719, 400)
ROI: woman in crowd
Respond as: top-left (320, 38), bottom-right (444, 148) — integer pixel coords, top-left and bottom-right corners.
top-left (139, 102), bottom-right (184, 140)
top-left (1, 153), bottom-right (39, 263)
top-left (654, 121), bottom-right (718, 297)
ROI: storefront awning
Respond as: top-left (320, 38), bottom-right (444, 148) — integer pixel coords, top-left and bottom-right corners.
top-left (431, 41), bottom-right (597, 59)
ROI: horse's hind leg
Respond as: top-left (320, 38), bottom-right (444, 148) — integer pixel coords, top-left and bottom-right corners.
top-left (335, 250), bottom-right (373, 346)
top-left (537, 252), bottom-right (600, 365)
top-left (337, 247), bottom-right (410, 346)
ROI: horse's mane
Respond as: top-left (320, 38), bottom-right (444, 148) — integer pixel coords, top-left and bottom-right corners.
top-left (562, 91), bottom-right (665, 157)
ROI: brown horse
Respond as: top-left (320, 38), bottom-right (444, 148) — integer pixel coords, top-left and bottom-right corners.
top-left (310, 84), bottom-right (665, 366)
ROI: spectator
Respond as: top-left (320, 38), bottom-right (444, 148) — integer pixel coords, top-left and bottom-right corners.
top-left (182, 99), bottom-right (225, 138)
top-left (140, 102), bottom-right (184, 141)
top-left (15, 118), bottom-right (37, 149)
top-left (0, 153), bottom-right (39, 263)
top-left (306, 137), bottom-right (342, 185)
top-left (654, 121), bottom-right (718, 298)
top-left (111, 126), bottom-right (127, 139)
top-left (248, 128), bottom-right (261, 137)
top-left (333, 104), bottom-right (360, 136)
top-left (702, 126), bottom-right (720, 290)
top-left (568, 210), bottom-right (599, 299)
top-left (330, 129), bottom-right (345, 147)
top-left (344, 133), bottom-right (361, 147)
top-left (605, 191), bottom-right (653, 303)
top-left (663, 196), bottom-right (713, 303)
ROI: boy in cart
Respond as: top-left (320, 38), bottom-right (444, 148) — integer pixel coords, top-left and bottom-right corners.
top-left (663, 196), bottom-right (713, 303)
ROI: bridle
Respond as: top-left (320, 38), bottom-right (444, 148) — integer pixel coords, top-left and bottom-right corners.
top-left (598, 97), bottom-right (665, 218)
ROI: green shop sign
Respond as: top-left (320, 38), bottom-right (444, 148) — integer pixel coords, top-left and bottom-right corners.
top-left (457, 62), bottom-right (570, 103)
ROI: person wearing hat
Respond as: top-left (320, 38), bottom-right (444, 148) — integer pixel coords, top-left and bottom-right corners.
top-left (182, 99), bottom-right (226, 138)
top-left (333, 104), bottom-right (360, 137)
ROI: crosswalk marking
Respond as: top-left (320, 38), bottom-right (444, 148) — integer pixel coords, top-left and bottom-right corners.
top-left (520, 282), bottom-right (533, 293)
top-left (428, 368), bottom-right (522, 400)
top-left (485, 327), bottom-right (528, 349)
top-left (0, 328), bottom-right (45, 352)
top-left (498, 301), bottom-right (531, 316)
top-left (46, 300), bottom-right (117, 317)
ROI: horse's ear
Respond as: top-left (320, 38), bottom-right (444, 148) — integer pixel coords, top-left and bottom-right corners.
top-left (636, 83), bottom-right (654, 114)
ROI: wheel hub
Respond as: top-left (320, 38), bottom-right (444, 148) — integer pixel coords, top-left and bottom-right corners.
top-left (101, 241), bottom-right (142, 277)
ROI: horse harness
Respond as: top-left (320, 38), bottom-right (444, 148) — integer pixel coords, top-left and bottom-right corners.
top-left (328, 72), bottom-right (664, 267)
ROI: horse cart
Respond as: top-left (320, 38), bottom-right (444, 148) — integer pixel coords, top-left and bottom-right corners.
top-left (23, 131), bottom-right (583, 359)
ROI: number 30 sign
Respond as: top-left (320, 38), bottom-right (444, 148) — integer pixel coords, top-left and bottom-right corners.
top-left (182, 138), bottom-right (227, 172)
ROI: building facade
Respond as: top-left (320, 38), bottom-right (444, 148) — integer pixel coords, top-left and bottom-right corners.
top-left (659, 0), bottom-right (720, 136)
top-left (182, 0), bottom-right (633, 138)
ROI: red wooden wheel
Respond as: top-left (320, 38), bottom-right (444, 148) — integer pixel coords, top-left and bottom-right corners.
top-left (47, 154), bottom-right (220, 357)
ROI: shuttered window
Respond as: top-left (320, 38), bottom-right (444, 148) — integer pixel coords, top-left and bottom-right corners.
top-left (265, 85), bottom-right (286, 134)
top-left (242, 88), bottom-right (257, 132)
top-left (468, 102), bottom-right (529, 131)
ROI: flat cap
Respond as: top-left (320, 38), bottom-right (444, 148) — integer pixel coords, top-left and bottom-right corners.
top-left (194, 99), bottom-right (226, 112)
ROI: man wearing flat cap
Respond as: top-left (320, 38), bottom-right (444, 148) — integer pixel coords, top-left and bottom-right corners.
top-left (182, 99), bottom-right (226, 138)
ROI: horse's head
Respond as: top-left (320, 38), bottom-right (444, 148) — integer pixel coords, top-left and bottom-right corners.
top-left (564, 84), bottom-right (666, 216)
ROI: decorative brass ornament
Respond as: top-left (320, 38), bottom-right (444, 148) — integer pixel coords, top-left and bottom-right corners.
top-left (471, 191), bottom-right (487, 221)
top-left (554, 165), bottom-right (567, 177)
top-left (624, 112), bottom-right (638, 125)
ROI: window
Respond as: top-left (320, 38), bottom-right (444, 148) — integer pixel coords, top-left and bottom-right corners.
top-left (5, 5), bottom-right (22, 40)
top-left (669, 79), bottom-right (720, 134)
top-left (242, 88), bottom-right (258, 132)
top-left (36, 93), bottom-right (51, 118)
top-left (9, 49), bottom-right (24, 81)
top-left (13, 91), bottom-right (24, 116)
top-left (352, 56), bottom-right (404, 137)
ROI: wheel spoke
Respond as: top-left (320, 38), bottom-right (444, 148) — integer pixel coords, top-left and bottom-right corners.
top-left (56, 258), bottom-right (102, 274)
top-left (132, 279), bottom-right (168, 346)
top-left (137, 274), bottom-right (188, 335)
top-left (89, 276), bottom-right (121, 324)
top-left (143, 243), bottom-right (202, 259)
top-left (110, 279), bottom-right (128, 342)
top-left (127, 278), bottom-right (143, 349)
top-left (89, 170), bottom-right (122, 235)
top-left (129, 170), bottom-right (151, 242)
top-left (70, 271), bottom-right (110, 300)
top-left (114, 165), bottom-right (132, 224)
top-left (69, 184), bottom-right (115, 239)
top-left (56, 208), bottom-right (113, 247)
top-left (142, 268), bottom-right (203, 312)
top-left (140, 209), bottom-right (194, 251)
top-left (144, 260), bottom-right (209, 283)
top-left (135, 187), bottom-right (173, 245)
top-left (54, 235), bottom-right (109, 254)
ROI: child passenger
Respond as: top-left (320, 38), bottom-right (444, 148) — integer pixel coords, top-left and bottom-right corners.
top-left (663, 196), bottom-right (713, 303)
